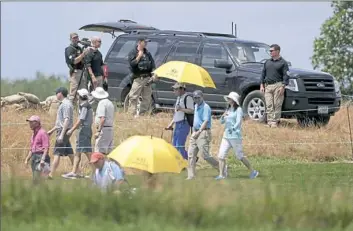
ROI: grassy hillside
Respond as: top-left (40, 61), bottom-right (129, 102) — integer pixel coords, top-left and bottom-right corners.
top-left (1, 72), bottom-right (69, 100)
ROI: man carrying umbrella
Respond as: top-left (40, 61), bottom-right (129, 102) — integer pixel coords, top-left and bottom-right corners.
top-left (186, 90), bottom-right (226, 180)
top-left (165, 82), bottom-right (194, 160)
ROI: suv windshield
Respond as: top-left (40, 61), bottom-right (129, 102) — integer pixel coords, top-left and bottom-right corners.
top-left (224, 42), bottom-right (271, 64)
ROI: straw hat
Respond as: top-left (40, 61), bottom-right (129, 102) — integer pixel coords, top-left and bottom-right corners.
top-left (223, 92), bottom-right (240, 105)
top-left (91, 87), bottom-right (109, 99)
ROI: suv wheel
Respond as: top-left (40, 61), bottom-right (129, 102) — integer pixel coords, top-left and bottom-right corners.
top-left (120, 87), bottom-right (131, 108)
top-left (242, 90), bottom-right (267, 123)
top-left (297, 116), bottom-right (331, 128)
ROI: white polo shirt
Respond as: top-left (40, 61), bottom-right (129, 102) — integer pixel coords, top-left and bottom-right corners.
top-left (95, 98), bottom-right (115, 127)
top-left (173, 93), bottom-right (194, 123)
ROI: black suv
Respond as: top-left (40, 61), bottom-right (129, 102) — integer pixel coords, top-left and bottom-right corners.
top-left (80, 20), bottom-right (342, 126)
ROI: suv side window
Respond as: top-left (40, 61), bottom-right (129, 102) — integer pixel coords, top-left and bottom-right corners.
top-left (106, 37), bottom-right (137, 63)
top-left (165, 41), bottom-right (201, 64)
top-left (107, 37), bottom-right (171, 65)
top-left (147, 38), bottom-right (174, 66)
top-left (201, 42), bottom-right (231, 68)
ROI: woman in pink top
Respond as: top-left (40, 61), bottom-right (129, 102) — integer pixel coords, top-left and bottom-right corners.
top-left (24, 115), bottom-right (50, 184)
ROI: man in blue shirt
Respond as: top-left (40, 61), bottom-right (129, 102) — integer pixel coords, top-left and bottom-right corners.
top-left (186, 90), bottom-right (225, 180)
top-left (90, 152), bottom-right (125, 192)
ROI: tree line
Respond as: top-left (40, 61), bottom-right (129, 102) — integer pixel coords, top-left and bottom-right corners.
top-left (312, 1), bottom-right (353, 95)
top-left (1, 71), bottom-right (69, 101)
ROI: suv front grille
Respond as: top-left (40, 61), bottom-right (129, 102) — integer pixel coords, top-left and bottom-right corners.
top-left (301, 77), bottom-right (334, 92)
top-left (308, 98), bottom-right (335, 105)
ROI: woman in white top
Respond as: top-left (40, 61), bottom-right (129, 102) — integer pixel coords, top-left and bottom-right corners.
top-left (215, 92), bottom-right (259, 180)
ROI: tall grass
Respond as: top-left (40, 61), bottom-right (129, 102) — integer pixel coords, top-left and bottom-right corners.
top-left (2, 177), bottom-right (353, 230)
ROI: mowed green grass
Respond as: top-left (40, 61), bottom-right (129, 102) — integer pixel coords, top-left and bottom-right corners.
top-left (2, 158), bottom-right (353, 231)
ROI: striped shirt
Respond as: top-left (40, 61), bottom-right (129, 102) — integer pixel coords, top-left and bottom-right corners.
top-left (55, 98), bottom-right (74, 129)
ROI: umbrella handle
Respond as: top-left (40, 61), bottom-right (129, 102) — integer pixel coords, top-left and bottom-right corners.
top-left (161, 128), bottom-right (173, 143)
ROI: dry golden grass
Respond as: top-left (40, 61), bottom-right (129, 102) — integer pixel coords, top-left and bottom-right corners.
top-left (1, 105), bottom-right (353, 178)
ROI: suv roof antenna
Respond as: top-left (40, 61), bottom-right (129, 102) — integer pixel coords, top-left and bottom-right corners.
top-left (119, 19), bottom-right (137, 24)
top-left (232, 21), bottom-right (237, 38)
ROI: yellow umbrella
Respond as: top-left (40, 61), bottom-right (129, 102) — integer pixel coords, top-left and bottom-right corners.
top-left (153, 61), bottom-right (216, 89)
top-left (108, 135), bottom-right (187, 174)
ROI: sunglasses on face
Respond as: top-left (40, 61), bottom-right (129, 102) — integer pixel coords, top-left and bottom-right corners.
top-left (269, 49), bottom-right (276, 52)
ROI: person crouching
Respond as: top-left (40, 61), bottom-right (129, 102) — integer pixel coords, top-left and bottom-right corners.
top-left (90, 152), bottom-right (125, 192)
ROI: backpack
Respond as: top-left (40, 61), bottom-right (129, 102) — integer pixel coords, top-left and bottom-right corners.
top-left (183, 94), bottom-right (194, 127)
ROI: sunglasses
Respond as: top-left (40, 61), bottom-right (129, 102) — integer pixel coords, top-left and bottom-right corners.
top-left (269, 49), bottom-right (276, 52)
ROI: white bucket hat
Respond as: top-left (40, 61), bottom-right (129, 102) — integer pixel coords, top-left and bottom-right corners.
top-left (91, 87), bottom-right (109, 99)
top-left (224, 92), bottom-right (240, 105)
top-left (77, 88), bottom-right (89, 97)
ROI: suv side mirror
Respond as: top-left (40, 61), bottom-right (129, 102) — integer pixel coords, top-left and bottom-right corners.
top-left (214, 59), bottom-right (233, 69)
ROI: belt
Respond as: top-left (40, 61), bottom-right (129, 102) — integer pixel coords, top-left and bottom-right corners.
top-left (32, 152), bottom-right (44, 155)
top-left (194, 128), bottom-right (210, 132)
top-left (134, 73), bottom-right (151, 78)
top-left (265, 80), bottom-right (282, 85)
top-left (103, 126), bottom-right (112, 127)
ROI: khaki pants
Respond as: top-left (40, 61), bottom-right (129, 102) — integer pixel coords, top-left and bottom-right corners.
top-left (69, 70), bottom-right (87, 101)
top-left (94, 127), bottom-right (114, 155)
top-left (187, 130), bottom-right (219, 178)
top-left (128, 77), bottom-right (152, 116)
top-left (89, 76), bottom-right (104, 90)
top-left (265, 82), bottom-right (285, 124)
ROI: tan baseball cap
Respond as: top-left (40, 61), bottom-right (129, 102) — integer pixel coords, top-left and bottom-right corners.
top-left (172, 82), bottom-right (186, 89)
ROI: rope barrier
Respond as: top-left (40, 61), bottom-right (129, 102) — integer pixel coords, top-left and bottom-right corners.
top-left (1, 141), bottom-right (352, 150)
top-left (1, 104), bottom-right (352, 127)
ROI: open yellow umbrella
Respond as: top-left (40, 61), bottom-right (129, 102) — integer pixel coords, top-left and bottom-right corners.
top-left (153, 61), bottom-right (216, 89)
top-left (108, 135), bottom-right (187, 174)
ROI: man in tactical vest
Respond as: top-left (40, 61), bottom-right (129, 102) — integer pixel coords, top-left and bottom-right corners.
top-left (65, 33), bottom-right (90, 103)
top-left (127, 37), bottom-right (158, 117)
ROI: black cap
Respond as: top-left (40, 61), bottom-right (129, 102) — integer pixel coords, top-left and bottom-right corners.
top-left (55, 87), bottom-right (68, 97)
top-left (138, 36), bottom-right (150, 42)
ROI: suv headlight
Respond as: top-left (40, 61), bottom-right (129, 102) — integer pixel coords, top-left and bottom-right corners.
top-left (285, 79), bottom-right (299, 92)
top-left (334, 79), bottom-right (341, 94)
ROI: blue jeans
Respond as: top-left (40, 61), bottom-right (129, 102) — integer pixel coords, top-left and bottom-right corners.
top-left (173, 120), bottom-right (190, 160)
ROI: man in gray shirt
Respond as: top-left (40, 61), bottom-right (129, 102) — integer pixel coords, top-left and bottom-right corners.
top-left (91, 87), bottom-right (115, 155)
top-left (260, 44), bottom-right (289, 128)
top-left (62, 88), bottom-right (94, 179)
top-left (47, 87), bottom-right (74, 179)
